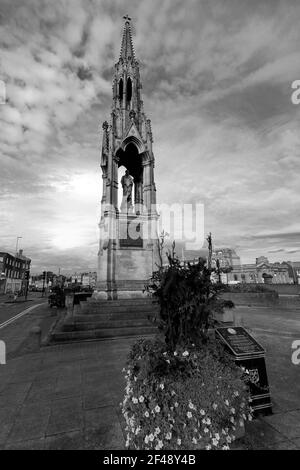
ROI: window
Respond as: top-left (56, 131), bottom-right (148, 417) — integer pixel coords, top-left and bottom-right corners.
top-left (126, 77), bottom-right (132, 102)
top-left (119, 79), bottom-right (123, 101)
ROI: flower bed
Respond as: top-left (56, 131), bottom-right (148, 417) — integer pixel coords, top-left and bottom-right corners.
top-left (121, 338), bottom-right (252, 450)
top-left (121, 244), bottom-right (253, 450)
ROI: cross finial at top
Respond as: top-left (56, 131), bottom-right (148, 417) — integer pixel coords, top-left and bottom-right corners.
top-left (123, 14), bottom-right (131, 23)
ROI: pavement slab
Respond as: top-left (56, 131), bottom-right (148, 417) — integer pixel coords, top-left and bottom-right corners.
top-left (0, 304), bottom-right (300, 449)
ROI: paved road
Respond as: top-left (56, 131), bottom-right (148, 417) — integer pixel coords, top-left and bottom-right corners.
top-left (234, 306), bottom-right (300, 414)
top-left (0, 295), bottom-right (54, 359)
top-left (0, 303), bottom-right (300, 449)
top-left (0, 293), bottom-right (47, 324)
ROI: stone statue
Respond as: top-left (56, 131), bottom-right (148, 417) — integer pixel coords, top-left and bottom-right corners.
top-left (121, 169), bottom-right (134, 212)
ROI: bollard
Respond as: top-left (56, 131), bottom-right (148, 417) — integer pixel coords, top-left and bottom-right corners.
top-left (27, 326), bottom-right (42, 353)
top-left (64, 293), bottom-right (74, 323)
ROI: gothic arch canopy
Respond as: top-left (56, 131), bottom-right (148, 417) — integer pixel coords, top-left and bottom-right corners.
top-left (120, 135), bottom-right (145, 154)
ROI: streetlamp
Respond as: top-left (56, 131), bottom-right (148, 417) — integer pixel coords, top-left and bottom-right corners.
top-left (15, 236), bottom-right (22, 255)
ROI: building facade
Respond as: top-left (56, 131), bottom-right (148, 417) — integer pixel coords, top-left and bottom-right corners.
top-left (0, 249), bottom-right (31, 294)
top-left (184, 247), bottom-right (294, 284)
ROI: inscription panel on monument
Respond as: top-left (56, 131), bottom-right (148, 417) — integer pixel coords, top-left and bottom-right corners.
top-left (119, 219), bottom-right (143, 248)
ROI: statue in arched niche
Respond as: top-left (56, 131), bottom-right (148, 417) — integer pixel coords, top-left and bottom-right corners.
top-left (121, 169), bottom-right (134, 213)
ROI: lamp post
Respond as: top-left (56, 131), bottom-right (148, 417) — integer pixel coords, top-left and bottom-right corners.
top-left (15, 236), bottom-right (22, 255)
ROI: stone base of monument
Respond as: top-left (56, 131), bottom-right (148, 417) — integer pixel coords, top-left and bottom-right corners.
top-left (49, 297), bottom-right (159, 343)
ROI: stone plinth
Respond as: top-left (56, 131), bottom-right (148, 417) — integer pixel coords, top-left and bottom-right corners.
top-left (96, 213), bottom-right (159, 300)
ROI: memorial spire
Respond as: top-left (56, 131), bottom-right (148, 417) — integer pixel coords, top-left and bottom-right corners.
top-left (120, 15), bottom-right (135, 60)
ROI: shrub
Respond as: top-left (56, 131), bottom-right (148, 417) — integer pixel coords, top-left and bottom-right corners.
top-left (122, 338), bottom-right (252, 450)
top-left (145, 248), bottom-right (233, 350)
top-left (122, 241), bottom-right (252, 450)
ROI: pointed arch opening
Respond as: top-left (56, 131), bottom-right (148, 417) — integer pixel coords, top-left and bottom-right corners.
top-left (118, 79), bottom-right (123, 101)
top-left (126, 77), bottom-right (132, 103)
top-left (116, 142), bottom-right (143, 213)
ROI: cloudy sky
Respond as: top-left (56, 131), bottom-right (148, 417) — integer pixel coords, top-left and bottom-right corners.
top-left (1, 0), bottom-right (300, 273)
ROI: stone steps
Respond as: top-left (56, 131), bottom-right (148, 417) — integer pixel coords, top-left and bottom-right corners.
top-left (63, 317), bottom-right (155, 331)
top-left (80, 298), bottom-right (159, 314)
top-left (84, 297), bottom-right (156, 307)
top-left (80, 304), bottom-right (158, 314)
top-left (51, 325), bottom-right (158, 342)
top-left (49, 297), bottom-right (159, 343)
top-left (74, 310), bottom-right (157, 322)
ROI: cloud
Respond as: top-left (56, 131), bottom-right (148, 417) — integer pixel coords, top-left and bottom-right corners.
top-left (0, 0), bottom-right (300, 272)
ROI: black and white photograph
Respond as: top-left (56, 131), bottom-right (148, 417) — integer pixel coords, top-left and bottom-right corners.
top-left (0, 0), bottom-right (300, 454)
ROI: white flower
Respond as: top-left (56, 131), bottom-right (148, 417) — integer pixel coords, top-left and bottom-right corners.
top-left (159, 383), bottom-right (164, 390)
top-left (192, 437), bottom-right (197, 444)
top-left (132, 397), bottom-right (138, 404)
top-left (177, 438), bottom-right (181, 445)
top-left (212, 403), bottom-right (218, 410)
top-left (188, 401), bottom-right (195, 410)
top-left (163, 352), bottom-right (167, 356)
top-left (155, 405), bottom-right (161, 413)
top-left (226, 436), bottom-right (232, 443)
top-left (171, 390), bottom-right (176, 396)
top-left (144, 411), bottom-right (150, 418)
top-left (156, 440), bottom-right (163, 449)
top-left (165, 432), bottom-right (172, 440)
top-left (187, 411), bottom-right (193, 419)
top-left (174, 402), bottom-right (179, 407)
top-left (166, 359), bottom-right (170, 364)
top-left (248, 414), bottom-right (253, 421)
top-left (200, 409), bottom-right (205, 415)
top-left (139, 396), bottom-right (144, 403)
top-left (206, 418), bottom-right (211, 425)
top-left (234, 391), bottom-right (239, 397)
top-left (230, 417), bottom-right (235, 424)
top-left (204, 427), bottom-right (209, 433)
top-left (149, 434), bottom-right (154, 442)
top-left (206, 445), bottom-right (212, 450)
top-left (230, 407), bottom-right (236, 414)
top-left (215, 433), bottom-right (220, 440)
top-left (222, 445), bottom-right (229, 450)
top-left (182, 351), bottom-right (189, 357)
top-left (225, 399), bottom-right (229, 406)
top-left (155, 427), bottom-right (161, 435)
top-left (144, 435), bottom-right (149, 444)
top-left (212, 438), bottom-right (218, 446)
top-left (174, 351), bottom-right (178, 356)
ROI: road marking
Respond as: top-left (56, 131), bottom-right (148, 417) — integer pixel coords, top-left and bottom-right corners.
top-left (251, 327), bottom-right (300, 338)
top-left (0, 303), bottom-right (46, 330)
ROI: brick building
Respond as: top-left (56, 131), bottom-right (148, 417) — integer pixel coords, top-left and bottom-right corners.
top-left (0, 249), bottom-right (31, 294)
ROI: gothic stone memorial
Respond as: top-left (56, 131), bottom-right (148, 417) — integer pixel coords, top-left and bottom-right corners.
top-left (216, 326), bottom-right (272, 415)
top-left (94, 17), bottom-right (160, 300)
